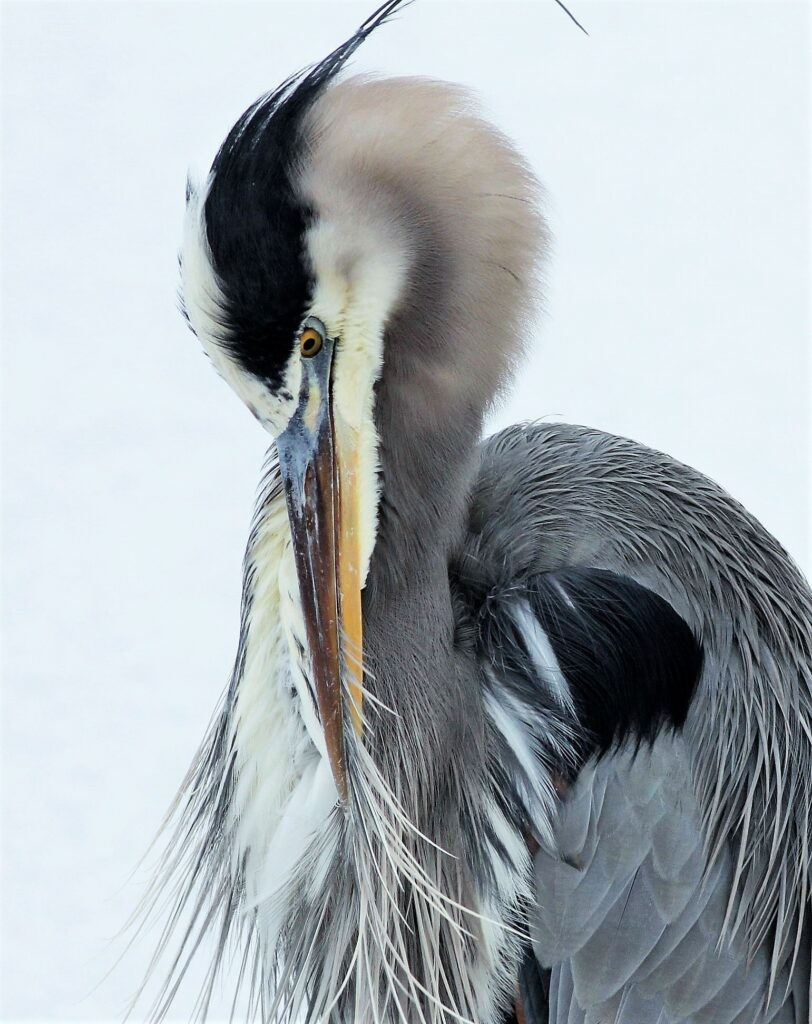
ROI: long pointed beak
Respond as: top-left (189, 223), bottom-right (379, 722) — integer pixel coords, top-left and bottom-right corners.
top-left (276, 348), bottom-right (363, 802)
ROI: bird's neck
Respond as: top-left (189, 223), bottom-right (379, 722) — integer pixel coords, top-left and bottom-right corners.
top-left (359, 372), bottom-right (485, 774)
top-left (366, 370), bottom-right (481, 601)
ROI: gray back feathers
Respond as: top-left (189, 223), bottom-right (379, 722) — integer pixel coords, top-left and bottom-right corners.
top-left (464, 421), bottom-right (812, 1018)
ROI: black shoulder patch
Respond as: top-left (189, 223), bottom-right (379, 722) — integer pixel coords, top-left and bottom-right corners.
top-left (470, 566), bottom-right (703, 767)
top-left (526, 568), bottom-right (703, 758)
top-left (202, 1), bottom-right (409, 386)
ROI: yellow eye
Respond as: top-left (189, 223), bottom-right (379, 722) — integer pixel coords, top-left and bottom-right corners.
top-left (300, 326), bottom-right (323, 358)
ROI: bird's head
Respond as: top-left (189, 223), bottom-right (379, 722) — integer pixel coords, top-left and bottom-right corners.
top-left (180, 1), bottom-right (546, 799)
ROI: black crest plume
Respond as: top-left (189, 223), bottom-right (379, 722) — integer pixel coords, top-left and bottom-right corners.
top-left (201, 1), bottom-right (412, 386)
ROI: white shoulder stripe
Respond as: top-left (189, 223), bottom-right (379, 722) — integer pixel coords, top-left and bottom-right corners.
top-left (510, 599), bottom-right (574, 713)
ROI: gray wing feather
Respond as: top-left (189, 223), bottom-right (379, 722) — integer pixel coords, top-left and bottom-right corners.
top-left (466, 422), bottom-right (812, 1023)
top-left (536, 738), bottom-right (799, 1023)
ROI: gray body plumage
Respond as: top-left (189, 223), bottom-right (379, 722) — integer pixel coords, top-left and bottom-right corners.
top-left (139, 6), bottom-right (812, 1021)
top-left (466, 423), bottom-right (812, 1022)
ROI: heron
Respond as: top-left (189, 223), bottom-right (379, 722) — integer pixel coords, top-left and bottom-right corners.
top-left (137, 2), bottom-right (812, 1022)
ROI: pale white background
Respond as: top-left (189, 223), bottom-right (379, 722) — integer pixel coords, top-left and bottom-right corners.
top-left (1, 0), bottom-right (809, 1019)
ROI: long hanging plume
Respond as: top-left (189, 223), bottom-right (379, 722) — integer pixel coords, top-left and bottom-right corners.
top-left (126, 457), bottom-right (540, 1023)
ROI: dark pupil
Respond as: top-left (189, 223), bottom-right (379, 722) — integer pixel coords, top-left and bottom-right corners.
top-left (303, 336), bottom-right (316, 352)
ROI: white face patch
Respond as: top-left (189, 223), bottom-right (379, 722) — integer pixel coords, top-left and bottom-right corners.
top-left (302, 211), bottom-right (411, 586)
top-left (180, 179), bottom-right (301, 438)
top-left (182, 168), bottom-right (411, 594)
top-left (181, 163), bottom-right (411, 442)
